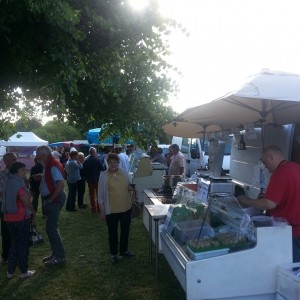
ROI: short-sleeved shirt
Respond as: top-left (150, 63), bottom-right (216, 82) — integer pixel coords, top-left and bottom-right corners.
top-left (265, 161), bottom-right (300, 237)
top-left (107, 171), bottom-right (131, 213)
top-left (4, 187), bottom-right (31, 222)
top-left (40, 166), bottom-right (64, 196)
top-left (168, 151), bottom-right (185, 175)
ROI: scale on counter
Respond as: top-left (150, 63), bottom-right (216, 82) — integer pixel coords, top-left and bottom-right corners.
top-left (198, 176), bottom-right (233, 194)
top-left (197, 137), bottom-right (233, 195)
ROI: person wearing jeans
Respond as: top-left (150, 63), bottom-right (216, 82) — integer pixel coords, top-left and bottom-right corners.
top-left (0, 152), bottom-right (18, 264)
top-left (36, 145), bottom-right (66, 266)
top-left (77, 152), bottom-right (87, 209)
top-left (65, 151), bottom-right (82, 212)
top-left (3, 162), bottom-right (36, 279)
top-left (43, 193), bottom-right (66, 260)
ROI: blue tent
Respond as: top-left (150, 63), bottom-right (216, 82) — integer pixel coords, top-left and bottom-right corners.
top-left (86, 128), bottom-right (134, 145)
top-left (86, 128), bottom-right (117, 145)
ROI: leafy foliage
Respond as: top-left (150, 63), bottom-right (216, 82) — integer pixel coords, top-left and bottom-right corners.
top-left (14, 116), bottom-right (43, 132)
top-left (34, 120), bottom-right (83, 143)
top-left (0, 0), bottom-right (180, 146)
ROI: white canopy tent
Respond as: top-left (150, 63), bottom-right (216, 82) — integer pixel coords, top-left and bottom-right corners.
top-left (0, 132), bottom-right (48, 147)
top-left (175, 69), bottom-right (300, 127)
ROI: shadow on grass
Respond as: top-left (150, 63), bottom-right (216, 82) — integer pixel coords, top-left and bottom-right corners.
top-left (0, 192), bottom-right (186, 300)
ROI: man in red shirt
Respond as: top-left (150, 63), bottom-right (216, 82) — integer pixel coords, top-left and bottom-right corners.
top-left (238, 145), bottom-right (300, 262)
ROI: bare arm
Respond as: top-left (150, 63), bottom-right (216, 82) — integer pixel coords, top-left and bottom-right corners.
top-left (20, 192), bottom-right (36, 216)
top-left (179, 167), bottom-right (185, 175)
top-left (238, 195), bottom-right (277, 210)
top-left (49, 180), bottom-right (64, 202)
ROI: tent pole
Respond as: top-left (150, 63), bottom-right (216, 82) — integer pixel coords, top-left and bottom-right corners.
top-left (262, 120), bottom-right (265, 150)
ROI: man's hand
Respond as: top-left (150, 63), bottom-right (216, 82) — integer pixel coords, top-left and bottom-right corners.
top-left (237, 195), bottom-right (250, 208)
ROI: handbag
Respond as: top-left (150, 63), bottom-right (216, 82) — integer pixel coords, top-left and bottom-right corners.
top-left (29, 220), bottom-right (44, 246)
top-left (131, 189), bottom-right (141, 218)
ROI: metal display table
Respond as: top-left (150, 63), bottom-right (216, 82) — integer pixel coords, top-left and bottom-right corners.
top-left (144, 204), bottom-right (170, 278)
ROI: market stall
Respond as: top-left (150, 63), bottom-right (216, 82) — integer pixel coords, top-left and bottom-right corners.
top-left (142, 172), bottom-right (293, 300)
top-left (159, 188), bottom-right (292, 300)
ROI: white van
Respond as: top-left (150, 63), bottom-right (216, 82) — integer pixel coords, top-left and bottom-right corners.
top-left (171, 136), bottom-right (232, 177)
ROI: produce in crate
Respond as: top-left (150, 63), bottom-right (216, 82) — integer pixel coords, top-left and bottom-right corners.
top-left (215, 232), bottom-right (247, 246)
top-left (188, 237), bottom-right (222, 252)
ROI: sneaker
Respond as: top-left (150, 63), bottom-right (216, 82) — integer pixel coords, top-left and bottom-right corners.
top-left (20, 270), bottom-right (36, 279)
top-left (6, 273), bottom-right (13, 279)
top-left (120, 250), bottom-right (135, 257)
top-left (44, 257), bottom-right (66, 266)
top-left (42, 254), bottom-right (54, 263)
top-left (110, 255), bottom-right (118, 264)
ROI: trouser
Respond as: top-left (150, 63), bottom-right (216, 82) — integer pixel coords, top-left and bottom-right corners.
top-left (88, 182), bottom-right (99, 212)
top-left (66, 181), bottom-right (78, 211)
top-left (293, 236), bottom-right (300, 262)
top-left (31, 190), bottom-right (45, 215)
top-left (7, 218), bottom-right (31, 274)
top-left (44, 193), bottom-right (66, 259)
top-left (77, 179), bottom-right (86, 207)
top-left (0, 212), bottom-right (11, 260)
top-left (105, 209), bottom-right (131, 256)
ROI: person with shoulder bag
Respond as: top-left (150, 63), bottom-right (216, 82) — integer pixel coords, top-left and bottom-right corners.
top-left (2, 162), bottom-right (36, 279)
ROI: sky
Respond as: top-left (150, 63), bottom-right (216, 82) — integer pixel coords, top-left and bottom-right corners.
top-left (150, 0), bottom-right (300, 113)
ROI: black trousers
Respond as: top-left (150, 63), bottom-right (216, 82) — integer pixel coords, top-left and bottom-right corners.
top-left (77, 179), bottom-right (86, 207)
top-left (293, 236), bottom-right (300, 262)
top-left (0, 213), bottom-right (11, 260)
top-left (105, 209), bottom-right (131, 256)
top-left (66, 182), bottom-right (78, 211)
top-left (7, 219), bottom-right (31, 274)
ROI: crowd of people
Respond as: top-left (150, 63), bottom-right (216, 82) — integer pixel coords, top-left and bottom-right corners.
top-left (1, 141), bottom-right (300, 281)
top-left (0, 142), bottom-right (137, 279)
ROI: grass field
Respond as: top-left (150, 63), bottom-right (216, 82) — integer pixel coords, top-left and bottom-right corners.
top-left (0, 189), bottom-right (186, 300)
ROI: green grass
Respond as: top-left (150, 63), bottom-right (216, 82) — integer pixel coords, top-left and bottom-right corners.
top-left (0, 188), bottom-right (186, 300)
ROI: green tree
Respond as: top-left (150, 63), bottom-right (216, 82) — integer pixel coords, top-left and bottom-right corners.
top-left (0, 0), bottom-right (180, 148)
top-left (15, 116), bottom-right (43, 132)
top-left (34, 120), bottom-right (83, 143)
top-left (0, 120), bottom-right (15, 141)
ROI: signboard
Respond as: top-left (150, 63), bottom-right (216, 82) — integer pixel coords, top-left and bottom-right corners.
top-left (163, 205), bottom-right (175, 234)
top-left (195, 178), bottom-right (209, 203)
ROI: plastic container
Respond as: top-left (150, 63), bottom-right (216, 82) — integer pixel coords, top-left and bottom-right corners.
top-left (187, 245), bottom-right (229, 260)
top-left (251, 215), bottom-right (273, 227)
top-left (277, 263), bottom-right (300, 300)
top-left (173, 219), bottom-right (214, 243)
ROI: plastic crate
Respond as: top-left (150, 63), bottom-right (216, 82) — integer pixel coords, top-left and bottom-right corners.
top-left (173, 219), bottom-right (214, 243)
top-left (277, 263), bottom-right (300, 300)
top-left (187, 246), bottom-right (229, 260)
